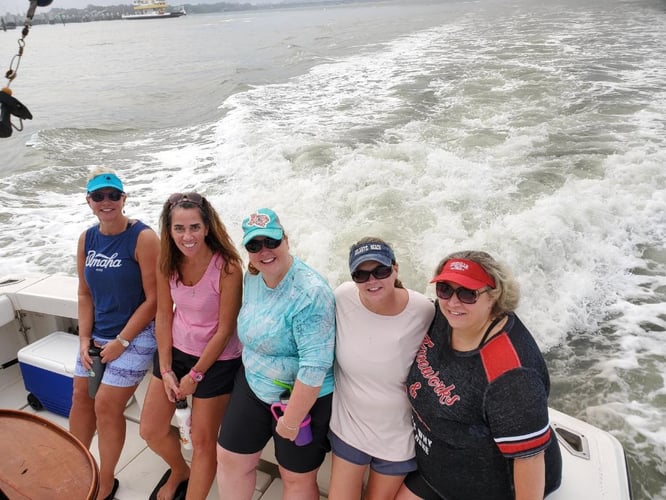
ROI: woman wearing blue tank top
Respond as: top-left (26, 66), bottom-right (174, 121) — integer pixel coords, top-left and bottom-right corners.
top-left (69, 168), bottom-right (160, 500)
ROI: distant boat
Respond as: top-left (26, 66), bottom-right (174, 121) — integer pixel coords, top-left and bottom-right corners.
top-left (122, 0), bottom-right (186, 20)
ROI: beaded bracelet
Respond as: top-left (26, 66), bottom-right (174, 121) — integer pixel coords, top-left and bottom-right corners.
top-left (278, 416), bottom-right (299, 431)
top-left (161, 369), bottom-right (173, 377)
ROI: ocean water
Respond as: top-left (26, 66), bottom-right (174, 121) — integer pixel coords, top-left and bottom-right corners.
top-left (1, 0), bottom-right (665, 496)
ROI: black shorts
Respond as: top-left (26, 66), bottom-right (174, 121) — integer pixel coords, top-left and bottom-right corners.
top-left (217, 367), bottom-right (332, 473)
top-left (152, 348), bottom-right (241, 399)
top-left (404, 471), bottom-right (445, 500)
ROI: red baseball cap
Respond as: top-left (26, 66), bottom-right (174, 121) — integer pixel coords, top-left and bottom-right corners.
top-left (430, 258), bottom-right (496, 289)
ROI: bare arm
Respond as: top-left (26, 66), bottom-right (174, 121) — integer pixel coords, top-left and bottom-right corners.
top-left (514, 452), bottom-right (545, 500)
top-left (276, 380), bottom-right (321, 441)
top-left (101, 228), bottom-right (160, 362)
top-left (154, 257), bottom-right (180, 401)
top-left (76, 231), bottom-right (94, 370)
top-left (179, 260), bottom-right (243, 397)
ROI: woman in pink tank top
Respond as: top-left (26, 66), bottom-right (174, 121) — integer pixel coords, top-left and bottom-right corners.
top-left (140, 192), bottom-right (243, 500)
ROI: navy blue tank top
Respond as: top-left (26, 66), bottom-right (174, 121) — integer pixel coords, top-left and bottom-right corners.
top-left (84, 220), bottom-right (150, 339)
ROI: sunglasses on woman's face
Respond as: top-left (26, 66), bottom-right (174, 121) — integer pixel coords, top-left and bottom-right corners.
top-left (89, 190), bottom-right (123, 202)
top-left (245, 237), bottom-right (282, 253)
top-left (351, 264), bottom-right (393, 284)
top-left (435, 282), bottom-right (489, 304)
top-left (168, 192), bottom-right (203, 209)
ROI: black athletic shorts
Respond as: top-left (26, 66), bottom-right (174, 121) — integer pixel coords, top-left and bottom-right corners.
top-left (152, 347), bottom-right (241, 399)
top-left (217, 366), bottom-right (332, 473)
top-left (404, 471), bottom-right (446, 500)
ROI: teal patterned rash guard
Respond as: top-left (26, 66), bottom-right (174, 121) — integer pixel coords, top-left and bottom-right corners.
top-left (237, 256), bottom-right (336, 404)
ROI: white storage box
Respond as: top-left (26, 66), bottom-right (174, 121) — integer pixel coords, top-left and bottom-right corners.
top-left (18, 331), bottom-right (79, 417)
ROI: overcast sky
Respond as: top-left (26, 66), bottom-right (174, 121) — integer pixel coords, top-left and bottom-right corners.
top-left (2, 0), bottom-right (310, 15)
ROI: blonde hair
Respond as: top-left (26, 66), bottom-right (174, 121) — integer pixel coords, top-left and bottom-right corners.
top-left (87, 166), bottom-right (118, 181)
top-left (433, 250), bottom-right (520, 315)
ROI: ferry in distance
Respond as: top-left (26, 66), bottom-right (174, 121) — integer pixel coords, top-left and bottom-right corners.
top-left (122, 0), bottom-right (186, 20)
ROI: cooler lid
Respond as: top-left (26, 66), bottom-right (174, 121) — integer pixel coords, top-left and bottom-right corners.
top-left (17, 332), bottom-right (78, 375)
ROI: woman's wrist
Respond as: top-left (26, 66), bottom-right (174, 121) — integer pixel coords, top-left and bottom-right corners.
top-left (161, 368), bottom-right (173, 377)
top-left (278, 416), bottom-right (299, 431)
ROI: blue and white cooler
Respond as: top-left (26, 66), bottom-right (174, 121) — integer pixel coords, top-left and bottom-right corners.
top-left (18, 331), bottom-right (79, 417)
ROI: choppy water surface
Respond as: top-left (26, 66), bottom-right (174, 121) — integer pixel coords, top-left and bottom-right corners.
top-left (1, 0), bottom-right (665, 496)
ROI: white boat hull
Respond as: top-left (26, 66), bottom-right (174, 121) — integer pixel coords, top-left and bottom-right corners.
top-left (0, 273), bottom-right (633, 499)
top-left (122, 11), bottom-right (184, 20)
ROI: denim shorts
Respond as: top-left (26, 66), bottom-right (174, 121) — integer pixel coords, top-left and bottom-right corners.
top-left (329, 431), bottom-right (417, 476)
top-left (74, 322), bottom-right (156, 387)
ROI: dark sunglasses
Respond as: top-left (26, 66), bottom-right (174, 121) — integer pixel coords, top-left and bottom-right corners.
top-left (89, 190), bottom-right (123, 202)
top-left (435, 282), bottom-right (490, 304)
top-left (351, 264), bottom-right (393, 284)
top-left (245, 237), bottom-right (282, 253)
top-left (168, 192), bottom-right (203, 209)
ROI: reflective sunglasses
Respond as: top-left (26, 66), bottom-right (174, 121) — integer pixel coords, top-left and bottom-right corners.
top-left (245, 237), bottom-right (282, 253)
top-left (89, 190), bottom-right (123, 202)
top-left (435, 282), bottom-right (489, 304)
top-left (351, 264), bottom-right (393, 284)
top-left (168, 192), bottom-right (203, 209)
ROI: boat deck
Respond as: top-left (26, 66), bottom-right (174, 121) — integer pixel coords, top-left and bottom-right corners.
top-left (0, 363), bottom-right (331, 499)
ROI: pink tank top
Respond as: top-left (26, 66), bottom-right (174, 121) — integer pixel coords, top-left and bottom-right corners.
top-left (170, 253), bottom-right (242, 360)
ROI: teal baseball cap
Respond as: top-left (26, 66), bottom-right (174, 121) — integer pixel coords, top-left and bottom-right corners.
top-left (86, 173), bottom-right (124, 193)
top-left (242, 208), bottom-right (284, 245)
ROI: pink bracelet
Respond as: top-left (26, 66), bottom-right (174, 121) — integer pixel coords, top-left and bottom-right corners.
top-left (161, 369), bottom-right (173, 377)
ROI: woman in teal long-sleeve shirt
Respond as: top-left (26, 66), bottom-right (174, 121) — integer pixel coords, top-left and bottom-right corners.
top-left (216, 208), bottom-right (335, 500)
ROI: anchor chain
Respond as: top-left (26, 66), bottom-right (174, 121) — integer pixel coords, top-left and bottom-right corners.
top-left (1, 0), bottom-right (52, 138)
top-left (4, 0), bottom-right (40, 88)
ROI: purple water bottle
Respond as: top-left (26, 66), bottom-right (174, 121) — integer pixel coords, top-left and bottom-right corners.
top-left (270, 402), bottom-right (313, 447)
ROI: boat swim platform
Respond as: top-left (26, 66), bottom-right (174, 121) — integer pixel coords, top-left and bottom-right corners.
top-left (0, 363), bottom-right (330, 500)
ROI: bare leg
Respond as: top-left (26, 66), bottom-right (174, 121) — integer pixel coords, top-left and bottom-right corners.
top-left (328, 454), bottom-right (366, 500)
top-left (69, 375), bottom-right (97, 448)
top-left (279, 466), bottom-right (320, 500)
top-left (186, 394), bottom-right (230, 499)
top-left (394, 483), bottom-right (422, 500)
top-left (94, 383), bottom-right (136, 500)
top-left (139, 375), bottom-right (189, 500)
top-left (364, 470), bottom-right (406, 500)
top-left (216, 446), bottom-right (262, 500)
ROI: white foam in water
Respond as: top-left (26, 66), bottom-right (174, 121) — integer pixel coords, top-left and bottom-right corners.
top-left (0, 1), bottom-right (664, 496)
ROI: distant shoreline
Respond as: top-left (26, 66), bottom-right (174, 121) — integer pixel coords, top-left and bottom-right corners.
top-left (2, 0), bottom-right (386, 25)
